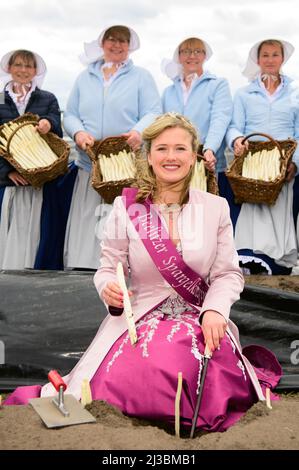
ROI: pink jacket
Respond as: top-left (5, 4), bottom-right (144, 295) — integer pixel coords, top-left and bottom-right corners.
top-left (41, 190), bottom-right (265, 401)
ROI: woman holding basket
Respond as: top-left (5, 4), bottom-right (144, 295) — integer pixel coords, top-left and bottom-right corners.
top-left (63, 25), bottom-right (161, 270)
top-left (226, 39), bottom-right (299, 275)
top-left (161, 36), bottom-right (232, 186)
top-left (0, 49), bottom-right (65, 270)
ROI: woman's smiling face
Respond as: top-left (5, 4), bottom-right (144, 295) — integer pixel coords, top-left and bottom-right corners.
top-left (148, 126), bottom-right (196, 187)
top-left (258, 43), bottom-right (284, 76)
top-left (102, 36), bottom-right (129, 63)
top-left (8, 55), bottom-right (36, 84)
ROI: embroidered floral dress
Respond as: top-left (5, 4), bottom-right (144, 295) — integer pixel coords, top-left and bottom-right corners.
top-left (89, 246), bottom-right (257, 432)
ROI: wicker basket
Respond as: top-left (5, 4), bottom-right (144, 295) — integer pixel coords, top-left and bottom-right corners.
top-left (225, 133), bottom-right (297, 205)
top-left (0, 113), bottom-right (70, 188)
top-left (86, 136), bottom-right (135, 204)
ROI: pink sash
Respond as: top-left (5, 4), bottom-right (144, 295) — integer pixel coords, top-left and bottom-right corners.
top-left (122, 188), bottom-right (209, 307)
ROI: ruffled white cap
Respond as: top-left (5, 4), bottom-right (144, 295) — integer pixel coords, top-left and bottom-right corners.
top-left (0, 50), bottom-right (47, 90)
top-left (79, 26), bottom-right (140, 65)
top-left (242, 39), bottom-right (294, 81)
top-left (161, 37), bottom-right (213, 80)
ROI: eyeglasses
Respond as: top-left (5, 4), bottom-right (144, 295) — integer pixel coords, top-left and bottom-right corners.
top-left (179, 49), bottom-right (206, 57)
top-left (106, 36), bottom-right (129, 45)
top-left (11, 62), bottom-right (36, 69)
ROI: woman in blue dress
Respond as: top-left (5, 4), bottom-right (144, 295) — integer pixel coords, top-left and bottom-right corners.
top-left (161, 36), bottom-right (232, 192)
top-left (226, 39), bottom-right (299, 275)
top-left (63, 25), bottom-right (161, 270)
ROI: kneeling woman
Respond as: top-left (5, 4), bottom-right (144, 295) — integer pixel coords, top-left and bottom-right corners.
top-left (5, 113), bottom-right (281, 433)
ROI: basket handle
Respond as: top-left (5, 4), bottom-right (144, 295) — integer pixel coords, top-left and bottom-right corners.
top-left (85, 142), bottom-right (97, 162)
top-left (241, 133), bottom-right (283, 160)
top-left (6, 120), bottom-right (38, 156)
top-left (196, 153), bottom-right (216, 175)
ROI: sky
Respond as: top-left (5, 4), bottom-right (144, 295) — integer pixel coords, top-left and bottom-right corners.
top-left (1, 0), bottom-right (299, 109)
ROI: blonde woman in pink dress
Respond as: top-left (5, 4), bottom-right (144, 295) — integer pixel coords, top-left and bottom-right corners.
top-left (5, 113), bottom-right (281, 433)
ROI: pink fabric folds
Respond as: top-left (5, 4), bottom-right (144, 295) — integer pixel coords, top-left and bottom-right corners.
top-left (242, 345), bottom-right (282, 389)
top-left (4, 385), bottom-right (42, 405)
top-left (90, 309), bottom-right (260, 432)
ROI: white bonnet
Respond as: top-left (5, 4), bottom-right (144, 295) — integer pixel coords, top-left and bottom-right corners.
top-left (242, 39), bottom-right (294, 81)
top-left (79, 25), bottom-right (140, 65)
top-left (0, 49), bottom-right (47, 89)
top-left (161, 36), bottom-right (213, 80)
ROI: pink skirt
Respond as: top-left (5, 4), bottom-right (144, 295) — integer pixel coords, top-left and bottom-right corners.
top-left (89, 310), bottom-right (277, 432)
top-left (5, 310), bottom-right (281, 432)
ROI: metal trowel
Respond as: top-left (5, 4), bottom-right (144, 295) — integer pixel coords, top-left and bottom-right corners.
top-left (29, 370), bottom-right (96, 428)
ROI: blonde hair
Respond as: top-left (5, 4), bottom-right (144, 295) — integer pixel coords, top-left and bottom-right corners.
top-left (134, 113), bottom-right (199, 205)
top-left (179, 37), bottom-right (206, 54)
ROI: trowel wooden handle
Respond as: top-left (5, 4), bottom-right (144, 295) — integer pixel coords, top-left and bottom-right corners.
top-left (48, 370), bottom-right (67, 391)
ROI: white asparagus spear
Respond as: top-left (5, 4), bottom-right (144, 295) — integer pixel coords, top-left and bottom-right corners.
top-left (191, 160), bottom-right (207, 191)
top-left (175, 372), bottom-right (183, 438)
top-left (98, 156), bottom-right (106, 181)
top-left (123, 150), bottom-right (136, 176)
top-left (116, 261), bottom-right (137, 346)
top-left (81, 379), bottom-right (92, 407)
top-left (1, 122), bottom-right (58, 169)
top-left (21, 126), bottom-right (57, 165)
top-left (265, 387), bottom-right (272, 409)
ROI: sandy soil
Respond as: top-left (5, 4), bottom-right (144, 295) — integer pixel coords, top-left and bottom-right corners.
top-left (1, 276), bottom-right (298, 451)
top-left (244, 275), bottom-right (299, 293)
top-left (1, 394), bottom-right (299, 450)
top-left (0, 395), bottom-right (299, 450)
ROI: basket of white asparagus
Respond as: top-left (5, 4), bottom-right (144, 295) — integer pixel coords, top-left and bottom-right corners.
top-left (225, 133), bottom-right (297, 205)
top-left (0, 113), bottom-right (70, 188)
top-left (190, 150), bottom-right (218, 195)
top-left (86, 136), bottom-right (136, 203)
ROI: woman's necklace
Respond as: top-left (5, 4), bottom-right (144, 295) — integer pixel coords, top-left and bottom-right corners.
top-left (155, 201), bottom-right (182, 246)
top-left (158, 202), bottom-right (182, 214)
top-left (154, 196), bottom-right (182, 213)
